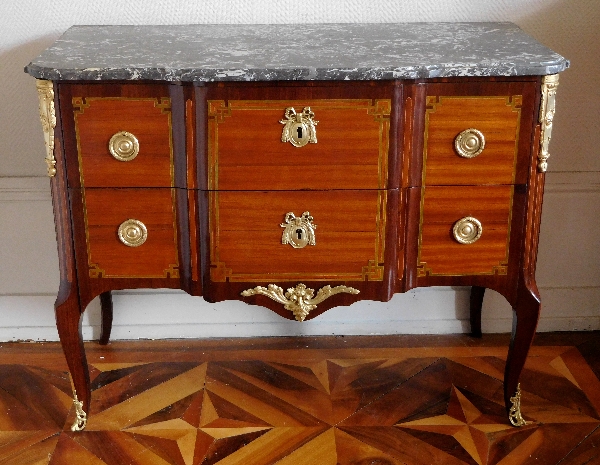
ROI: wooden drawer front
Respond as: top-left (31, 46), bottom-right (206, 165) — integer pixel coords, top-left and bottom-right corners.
top-left (210, 190), bottom-right (387, 282)
top-left (73, 97), bottom-right (173, 188)
top-left (83, 188), bottom-right (179, 278)
top-left (423, 96), bottom-right (522, 186)
top-left (417, 186), bottom-right (513, 276)
top-left (208, 99), bottom-right (391, 190)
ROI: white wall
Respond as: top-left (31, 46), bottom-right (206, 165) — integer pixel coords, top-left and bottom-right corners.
top-left (1, 0), bottom-right (598, 341)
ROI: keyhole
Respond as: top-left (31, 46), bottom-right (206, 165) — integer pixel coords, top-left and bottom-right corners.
top-left (297, 127), bottom-right (303, 139)
top-left (296, 229), bottom-right (303, 240)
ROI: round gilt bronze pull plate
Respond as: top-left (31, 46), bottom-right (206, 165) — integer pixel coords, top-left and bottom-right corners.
top-left (118, 219), bottom-right (148, 247)
top-left (454, 128), bottom-right (485, 158)
top-left (453, 216), bottom-right (482, 244)
top-left (109, 131), bottom-right (139, 161)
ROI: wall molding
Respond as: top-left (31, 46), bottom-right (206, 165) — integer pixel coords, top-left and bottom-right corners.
top-left (544, 171), bottom-right (600, 193)
top-left (1, 172), bottom-right (598, 341)
top-left (0, 176), bottom-right (50, 202)
top-left (0, 286), bottom-right (598, 342)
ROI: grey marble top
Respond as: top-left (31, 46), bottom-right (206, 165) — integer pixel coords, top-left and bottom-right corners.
top-left (25, 23), bottom-right (569, 82)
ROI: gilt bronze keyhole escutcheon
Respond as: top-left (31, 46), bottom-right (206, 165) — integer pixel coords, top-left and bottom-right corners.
top-left (280, 107), bottom-right (318, 147)
top-left (281, 212), bottom-right (316, 248)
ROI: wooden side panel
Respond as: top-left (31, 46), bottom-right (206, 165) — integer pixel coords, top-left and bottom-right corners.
top-left (82, 188), bottom-right (179, 278)
top-left (208, 99), bottom-right (390, 190)
top-left (424, 96), bottom-right (522, 186)
top-left (51, 84), bottom-right (80, 306)
top-left (418, 185), bottom-right (513, 276)
top-left (73, 98), bottom-right (173, 188)
top-left (210, 190), bottom-right (386, 282)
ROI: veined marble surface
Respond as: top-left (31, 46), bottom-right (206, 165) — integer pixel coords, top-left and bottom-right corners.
top-left (25, 23), bottom-right (569, 81)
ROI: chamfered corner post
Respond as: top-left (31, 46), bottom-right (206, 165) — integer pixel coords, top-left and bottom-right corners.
top-left (37, 78), bottom-right (90, 431)
top-left (502, 73), bottom-right (560, 427)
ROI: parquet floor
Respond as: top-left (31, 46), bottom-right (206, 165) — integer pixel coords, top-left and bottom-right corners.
top-left (0, 332), bottom-right (598, 465)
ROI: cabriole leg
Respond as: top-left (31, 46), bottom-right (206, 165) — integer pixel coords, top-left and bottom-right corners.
top-left (504, 284), bottom-right (540, 426)
top-left (469, 286), bottom-right (485, 338)
top-left (99, 291), bottom-right (113, 345)
top-left (55, 292), bottom-right (90, 432)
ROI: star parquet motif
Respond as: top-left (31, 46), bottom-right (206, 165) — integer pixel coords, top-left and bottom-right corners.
top-left (0, 335), bottom-right (598, 464)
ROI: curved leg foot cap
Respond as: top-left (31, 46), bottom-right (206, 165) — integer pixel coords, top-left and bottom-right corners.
top-left (508, 383), bottom-right (527, 427)
top-left (71, 390), bottom-right (88, 432)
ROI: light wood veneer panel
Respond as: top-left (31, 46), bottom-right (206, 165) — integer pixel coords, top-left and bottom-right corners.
top-left (83, 188), bottom-right (179, 278)
top-left (73, 97), bottom-right (174, 188)
top-left (418, 185), bottom-right (513, 276)
top-left (209, 100), bottom-right (390, 190)
top-left (210, 190), bottom-right (386, 282)
top-left (424, 95), bottom-right (522, 186)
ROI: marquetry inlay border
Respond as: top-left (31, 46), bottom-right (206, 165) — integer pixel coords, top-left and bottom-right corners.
top-left (72, 97), bottom-right (175, 189)
top-left (207, 99), bottom-right (390, 283)
top-left (416, 185), bottom-right (514, 277)
top-left (72, 97), bottom-right (179, 279)
top-left (209, 190), bottom-right (387, 283)
top-left (422, 95), bottom-right (522, 187)
top-left (417, 95), bottom-right (521, 277)
top-left (84, 188), bottom-right (179, 279)
top-left (207, 99), bottom-right (391, 191)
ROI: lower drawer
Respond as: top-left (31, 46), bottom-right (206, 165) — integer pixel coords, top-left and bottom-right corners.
top-left (81, 188), bottom-right (179, 278)
top-left (417, 185), bottom-right (513, 276)
top-left (209, 190), bottom-right (388, 282)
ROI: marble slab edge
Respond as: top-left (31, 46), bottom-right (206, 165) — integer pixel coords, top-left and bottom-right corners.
top-left (25, 62), bottom-right (569, 82)
top-left (24, 22), bottom-right (570, 82)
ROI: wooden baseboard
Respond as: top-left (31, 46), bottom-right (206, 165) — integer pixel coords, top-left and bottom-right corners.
top-left (0, 287), bottom-right (598, 341)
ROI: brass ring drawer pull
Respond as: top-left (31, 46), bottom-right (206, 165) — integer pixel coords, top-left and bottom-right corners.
top-left (281, 211), bottom-right (316, 248)
top-left (118, 219), bottom-right (147, 247)
top-left (454, 128), bottom-right (485, 158)
top-left (280, 107), bottom-right (318, 147)
top-left (453, 216), bottom-right (482, 244)
top-left (109, 131), bottom-right (139, 161)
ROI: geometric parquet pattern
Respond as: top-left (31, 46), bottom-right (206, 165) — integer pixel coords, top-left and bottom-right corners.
top-left (0, 333), bottom-right (598, 465)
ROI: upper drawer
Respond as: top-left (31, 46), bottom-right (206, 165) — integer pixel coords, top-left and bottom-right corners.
top-left (72, 96), bottom-right (174, 188)
top-left (424, 95), bottom-right (521, 185)
top-left (416, 80), bottom-right (538, 187)
top-left (207, 99), bottom-right (391, 190)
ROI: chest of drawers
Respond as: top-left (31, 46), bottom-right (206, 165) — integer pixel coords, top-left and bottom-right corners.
top-left (26, 23), bottom-right (568, 432)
